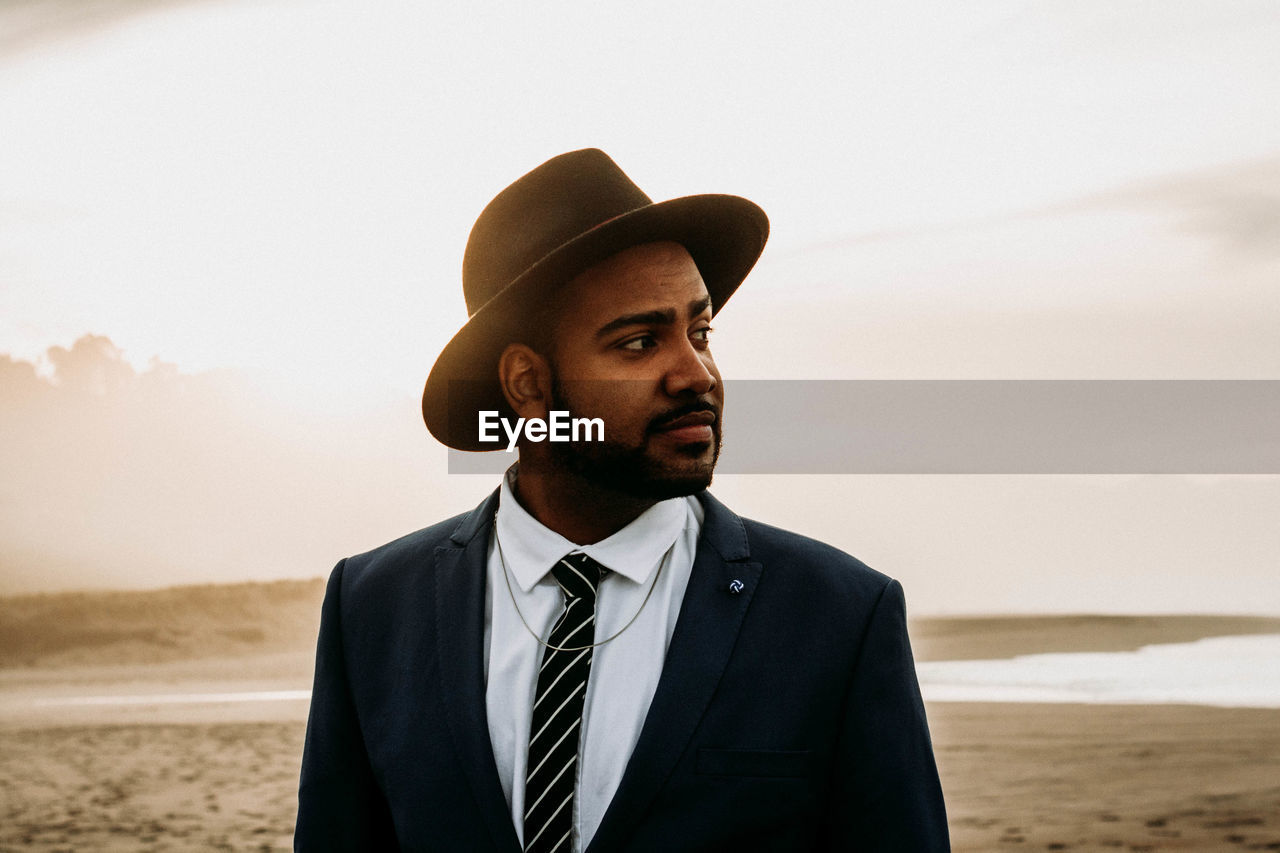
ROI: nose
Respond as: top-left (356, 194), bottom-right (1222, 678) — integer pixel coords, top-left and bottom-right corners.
top-left (663, 337), bottom-right (718, 398)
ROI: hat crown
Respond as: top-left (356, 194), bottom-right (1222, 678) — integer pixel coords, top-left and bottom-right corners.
top-left (462, 149), bottom-right (653, 315)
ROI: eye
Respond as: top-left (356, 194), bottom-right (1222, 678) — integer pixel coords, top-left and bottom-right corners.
top-left (691, 326), bottom-right (713, 345)
top-left (619, 334), bottom-right (658, 352)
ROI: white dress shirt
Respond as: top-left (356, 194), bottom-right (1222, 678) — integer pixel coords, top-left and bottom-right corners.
top-left (483, 466), bottom-right (702, 852)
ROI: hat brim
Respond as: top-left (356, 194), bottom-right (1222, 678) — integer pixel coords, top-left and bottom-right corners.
top-left (422, 193), bottom-right (768, 451)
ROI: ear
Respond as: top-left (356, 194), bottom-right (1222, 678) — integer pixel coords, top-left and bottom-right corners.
top-left (498, 343), bottom-right (552, 420)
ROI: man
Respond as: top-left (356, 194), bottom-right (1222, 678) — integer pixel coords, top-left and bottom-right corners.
top-left (296, 149), bottom-right (949, 851)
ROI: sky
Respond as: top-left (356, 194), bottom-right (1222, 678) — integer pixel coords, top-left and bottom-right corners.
top-left (1, 0), bottom-right (1278, 613)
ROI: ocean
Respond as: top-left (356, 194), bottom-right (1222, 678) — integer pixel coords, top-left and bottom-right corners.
top-left (916, 632), bottom-right (1280, 708)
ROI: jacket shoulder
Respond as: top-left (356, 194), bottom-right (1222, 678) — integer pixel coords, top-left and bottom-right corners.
top-left (739, 515), bottom-right (894, 599)
top-left (337, 508), bottom-right (476, 600)
top-left (350, 510), bottom-right (469, 564)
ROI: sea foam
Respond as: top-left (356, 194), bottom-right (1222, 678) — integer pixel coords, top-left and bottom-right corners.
top-left (917, 632), bottom-right (1280, 708)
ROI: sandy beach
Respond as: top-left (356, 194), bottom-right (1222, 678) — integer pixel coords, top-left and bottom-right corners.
top-left (4, 701), bottom-right (1277, 851)
top-left (2, 582), bottom-right (1279, 850)
top-left (936, 703), bottom-right (1280, 851)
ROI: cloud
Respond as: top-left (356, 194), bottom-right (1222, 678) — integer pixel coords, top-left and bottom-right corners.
top-left (0, 0), bottom-right (216, 59)
top-left (779, 153), bottom-right (1280, 268)
top-left (0, 334), bottom-right (449, 594)
top-left (1061, 154), bottom-right (1280, 263)
top-left (0, 353), bottom-right (43, 396)
top-left (44, 333), bottom-right (139, 395)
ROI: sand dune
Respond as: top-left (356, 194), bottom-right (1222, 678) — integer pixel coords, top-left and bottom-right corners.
top-left (5, 578), bottom-right (1280, 669)
top-left (0, 579), bottom-right (325, 668)
top-left (908, 613), bottom-right (1280, 662)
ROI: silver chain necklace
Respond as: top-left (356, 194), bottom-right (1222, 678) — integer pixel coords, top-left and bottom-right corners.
top-left (493, 511), bottom-right (669, 652)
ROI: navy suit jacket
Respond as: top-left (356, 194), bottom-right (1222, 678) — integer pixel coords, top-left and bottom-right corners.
top-left (296, 489), bottom-right (949, 851)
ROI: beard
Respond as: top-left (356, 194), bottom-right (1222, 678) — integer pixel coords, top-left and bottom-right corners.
top-left (546, 377), bottom-right (722, 500)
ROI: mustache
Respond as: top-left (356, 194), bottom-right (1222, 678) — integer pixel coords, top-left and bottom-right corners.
top-left (647, 400), bottom-right (721, 432)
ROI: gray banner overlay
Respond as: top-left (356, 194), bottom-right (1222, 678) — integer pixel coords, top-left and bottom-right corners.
top-left (447, 381), bottom-right (1280, 474)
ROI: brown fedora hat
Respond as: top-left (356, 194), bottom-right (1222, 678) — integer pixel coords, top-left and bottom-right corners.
top-left (422, 148), bottom-right (769, 451)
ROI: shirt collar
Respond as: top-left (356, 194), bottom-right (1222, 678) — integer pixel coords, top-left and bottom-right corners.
top-left (495, 465), bottom-right (690, 592)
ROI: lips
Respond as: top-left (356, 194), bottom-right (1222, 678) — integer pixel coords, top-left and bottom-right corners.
top-left (655, 410), bottom-right (716, 431)
top-left (652, 409), bottom-right (717, 443)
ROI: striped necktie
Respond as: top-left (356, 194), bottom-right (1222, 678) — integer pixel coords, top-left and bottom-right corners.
top-left (523, 552), bottom-right (606, 853)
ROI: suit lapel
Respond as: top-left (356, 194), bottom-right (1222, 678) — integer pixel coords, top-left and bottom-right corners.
top-left (433, 489), bottom-right (522, 853)
top-left (586, 492), bottom-right (762, 852)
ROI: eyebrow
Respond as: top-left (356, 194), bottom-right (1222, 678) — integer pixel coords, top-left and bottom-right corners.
top-left (594, 297), bottom-right (713, 340)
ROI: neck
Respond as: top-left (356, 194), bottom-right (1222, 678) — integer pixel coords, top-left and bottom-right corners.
top-left (511, 459), bottom-right (657, 545)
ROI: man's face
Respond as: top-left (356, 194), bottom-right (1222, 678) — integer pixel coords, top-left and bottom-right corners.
top-left (543, 241), bottom-right (724, 499)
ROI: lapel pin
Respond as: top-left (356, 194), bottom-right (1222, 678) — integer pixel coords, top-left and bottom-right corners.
top-left (728, 579), bottom-right (744, 594)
